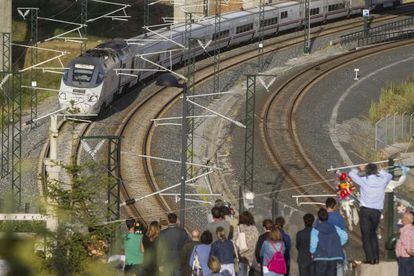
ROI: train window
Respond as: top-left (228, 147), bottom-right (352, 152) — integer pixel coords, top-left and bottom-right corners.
top-left (310, 8), bottom-right (320, 15)
top-left (213, 30), bottom-right (230, 40)
top-left (96, 73), bottom-right (104, 84)
top-left (236, 23), bottom-right (254, 34)
top-left (73, 64), bottom-right (95, 83)
top-left (281, 11), bottom-right (288, 19)
top-left (260, 17), bottom-right (278, 27)
top-left (328, 3), bottom-right (345, 11)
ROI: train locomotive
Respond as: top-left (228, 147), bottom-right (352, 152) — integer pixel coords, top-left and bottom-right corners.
top-left (58, 0), bottom-right (400, 115)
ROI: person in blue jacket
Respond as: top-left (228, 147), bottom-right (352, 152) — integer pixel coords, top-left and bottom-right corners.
top-left (310, 208), bottom-right (348, 276)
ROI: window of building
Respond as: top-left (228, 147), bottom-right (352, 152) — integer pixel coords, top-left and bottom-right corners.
top-left (281, 11), bottom-right (288, 19)
top-left (236, 23), bottom-right (254, 34)
top-left (310, 8), bottom-right (320, 15)
top-left (212, 30), bottom-right (230, 40)
top-left (260, 17), bottom-right (278, 27)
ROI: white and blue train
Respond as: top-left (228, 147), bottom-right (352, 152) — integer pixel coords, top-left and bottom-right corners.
top-left (58, 0), bottom-right (400, 115)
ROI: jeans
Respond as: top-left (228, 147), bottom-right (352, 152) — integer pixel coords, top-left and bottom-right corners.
top-left (398, 257), bottom-right (414, 276)
top-left (359, 207), bottom-right (381, 261)
top-left (237, 262), bottom-right (249, 276)
top-left (313, 261), bottom-right (337, 276)
top-left (124, 264), bottom-right (143, 276)
top-left (298, 263), bottom-right (313, 276)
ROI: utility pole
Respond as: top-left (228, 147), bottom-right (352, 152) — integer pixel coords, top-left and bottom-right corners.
top-left (304, 0), bottom-right (311, 54)
top-left (258, 0), bottom-right (265, 71)
top-left (213, 0), bottom-right (221, 94)
top-left (1, 0), bottom-right (12, 178)
top-left (144, 0), bottom-right (149, 36)
top-left (80, 0), bottom-right (88, 54)
top-left (29, 8), bottom-right (39, 127)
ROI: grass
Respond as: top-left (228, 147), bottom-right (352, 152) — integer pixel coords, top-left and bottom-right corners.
top-left (369, 75), bottom-right (414, 123)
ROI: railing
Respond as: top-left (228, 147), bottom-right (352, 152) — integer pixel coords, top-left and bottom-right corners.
top-left (357, 29), bottom-right (414, 46)
top-left (340, 16), bottom-right (414, 45)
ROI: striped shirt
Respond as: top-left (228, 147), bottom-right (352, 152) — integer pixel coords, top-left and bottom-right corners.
top-left (396, 224), bottom-right (414, 258)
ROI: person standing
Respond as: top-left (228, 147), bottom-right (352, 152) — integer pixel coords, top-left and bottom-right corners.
top-left (158, 213), bottom-right (189, 276)
top-left (205, 207), bottom-right (231, 242)
top-left (189, 230), bottom-right (213, 275)
top-left (275, 217), bottom-right (291, 275)
top-left (234, 211), bottom-right (259, 276)
top-left (310, 209), bottom-right (348, 276)
top-left (124, 218), bottom-right (144, 275)
top-left (260, 227), bottom-right (286, 276)
top-left (295, 213), bottom-right (315, 276)
top-left (255, 219), bottom-right (273, 272)
top-left (181, 229), bottom-right (201, 276)
top-left (210, 227), bottom-right (236, 275)
top-left (325, 197), bottom-right (346, 230)
top-left (349, 163), bottom-right (393, 264)
top-left (143, 221), bottom-right (160, 275)
top-left (395, 212), bottom-right (414, 276)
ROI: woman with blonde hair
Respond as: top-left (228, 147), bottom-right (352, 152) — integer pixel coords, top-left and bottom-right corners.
top-left (260, 227), bottom-right (286, 276)
top-left (143, 221), bottom-right (160, 274)
top-left (210, 227), bottom-right (237, 275)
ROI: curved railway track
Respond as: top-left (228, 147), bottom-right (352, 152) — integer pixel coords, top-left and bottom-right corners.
top-left (261, 39), bottom-right (414, 246)
top-left (39, 6), bottom-right (414, 226)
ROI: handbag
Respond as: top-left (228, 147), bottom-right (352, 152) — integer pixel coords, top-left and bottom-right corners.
top-left (235, 226), bottom-right (249, 254)
top-left (232, 240), bottom-right (240, 273)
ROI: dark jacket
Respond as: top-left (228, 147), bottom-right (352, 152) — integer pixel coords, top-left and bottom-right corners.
top-left (210, 239), bottom-right (235, 264)
top-left (180, 240), bottom-right (200, 276)
top-left (310, 223), bottom-right (347, 261)
top-left (295, 227), bottom-right (312, 266)
top-left (159, 225), bottom-right (189, 267)
top-left (255, 232), bottom-right (269, 264)
top-left (281, 229), bottom-right (291, 275)
top-left (142, 235), bottom-right (158, 274)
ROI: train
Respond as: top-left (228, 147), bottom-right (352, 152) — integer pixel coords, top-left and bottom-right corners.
top-left (58, 0), bottom-right (400, 115)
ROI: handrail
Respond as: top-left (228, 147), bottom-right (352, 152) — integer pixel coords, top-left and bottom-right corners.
top-left (341, 16), bottom-right (414, 44)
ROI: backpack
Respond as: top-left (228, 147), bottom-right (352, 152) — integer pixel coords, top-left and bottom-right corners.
top-left (267, 242), bottom-right (287, 274)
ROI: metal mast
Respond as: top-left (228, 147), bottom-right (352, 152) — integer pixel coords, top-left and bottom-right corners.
top-left (184, 12), bottom-right (195, 178)
top-left (242, 75), bottom-right (256, 211)
top-left (144, 0), bottom-right (149, 36)
top-left (213, 0), bottom-right (221, 94)
top-left (81, 0), bottom-right (88, 54)
top-left (304, 0), bottom-right (311, 54)
top-left (258, 0), bottom-right (265, 71)
top-left (1, 32), bottom-right (11, 177)
top-left (11, 73), bottom-right (22, 208)
top-left (29, 8), bottom-right (39, 127)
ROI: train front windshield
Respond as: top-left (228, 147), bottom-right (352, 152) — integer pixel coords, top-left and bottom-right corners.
top-left (73, 64), bottom-right (95, 83)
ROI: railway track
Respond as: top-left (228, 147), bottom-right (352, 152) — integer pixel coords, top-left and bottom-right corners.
top-left (39, 5), bottom-right (414, 227)
top-left (261, 39), bottom-right (414, 249)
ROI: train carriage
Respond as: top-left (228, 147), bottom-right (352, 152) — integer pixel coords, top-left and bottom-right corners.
top-left (59, 0), bottom-right (400, 115)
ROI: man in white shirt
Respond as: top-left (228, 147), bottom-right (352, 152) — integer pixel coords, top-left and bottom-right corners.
top-left (349, 163), bottom-right (393, 265)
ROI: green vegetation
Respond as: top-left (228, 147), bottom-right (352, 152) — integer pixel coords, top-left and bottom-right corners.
top-left (369, 76), bottom-right (414, 123)
top-left (0, 160), bottom-right (120, 275)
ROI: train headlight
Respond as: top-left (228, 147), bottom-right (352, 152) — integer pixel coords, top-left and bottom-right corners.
top-left (89, 95), bottom-right (98, 102)
top-left (59, 92), bottom-right (66, 100)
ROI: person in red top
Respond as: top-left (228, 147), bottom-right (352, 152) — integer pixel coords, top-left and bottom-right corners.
top-left (395, 211), bottom-right (414, 276)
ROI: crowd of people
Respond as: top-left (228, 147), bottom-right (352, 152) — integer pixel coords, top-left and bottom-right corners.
top-left (119, 163), bottom-right (414, 276)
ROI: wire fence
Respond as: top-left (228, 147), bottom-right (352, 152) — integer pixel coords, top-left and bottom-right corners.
top-left (375, 113), bottom-right (414, 151)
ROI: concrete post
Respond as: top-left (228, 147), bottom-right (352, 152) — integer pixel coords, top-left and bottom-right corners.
top-left (0, 0), bottom-right (12, 69)
top-left (45, 115), bottom-right (60, 182)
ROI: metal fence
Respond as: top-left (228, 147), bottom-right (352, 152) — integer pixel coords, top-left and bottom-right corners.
top-left (357, 29), bottom-right (414, 47)
top-left (340, 16), bottom-right (414, 45)
top-left (375, 113), bottom-right (414, 151)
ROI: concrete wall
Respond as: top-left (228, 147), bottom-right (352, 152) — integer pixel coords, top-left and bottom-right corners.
top-left (0, 0), bottom-right (12, 70)
top-left (357, 262), bottom-right (398, 276)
